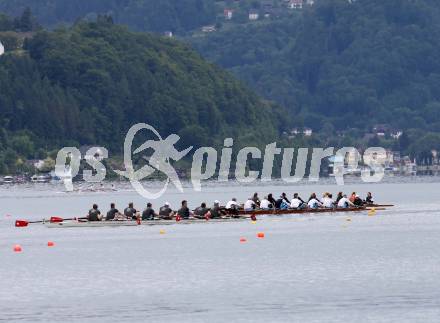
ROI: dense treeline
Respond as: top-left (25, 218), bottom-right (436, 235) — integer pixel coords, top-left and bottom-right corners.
top-left (0, 0), bottom-right (216, 33)
top-left (0, 18), bottom-right (283, 174)
top-left (189, 0), bottom-right (440, 157)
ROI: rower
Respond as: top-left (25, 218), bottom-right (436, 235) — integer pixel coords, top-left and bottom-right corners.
top-left (353, 194), bottom-right (364, 206)
top-left (335, 192), bottom-right (343, 204)
top-left (365, 192), bottom-right (374, 205)
top-left (210, 200), bottom-right (226, 218)
top-left (290, 193), bottom-right (305, 209)
top-left (142, 203), bottom-right (157, 220)
top-left (159, 202), bottom-right (174, 220)
top-left (337, 194), bottom-right (355, 208)
top-left (88, 204), bottom-right (102, 221)
top-left (177, 200), bottom-right (191, 219)
top-left (322, 193), bottom-right (334, 208)
top-left (260, 196), bottom-right (272, 210)
top-left (244, 197), bottom-right (256, 211)
top-left (349, 192), bottom-right (357, 203)
top-left (194, 202), bottom-right (210, 218)
top-left (267, 194), bottom-right (277, 208)
top-left (252, 192), bottom-right (261, 206)
top-left (275, 195), bottom-right (289, 210)
top-left (124, 202), bottom-right (138, 220)
top-left (307, 193), bottom-right (322, 209)
top-left (281, 192), bottom-right (290, 205)
top-left (226, 198), bottom-right (239, 215)
top-left (106, 203), bottom-right (120, 221)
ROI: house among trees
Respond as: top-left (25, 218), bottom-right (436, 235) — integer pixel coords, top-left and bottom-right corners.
top-left (201, 25), bottom-right (216, 33)
top-left (0, 41), bottom-right (4, 56)
top-left (288, 0), bottom-right (304, 9)
top-left (163, 31), bottom-right (173, 38)
top-left (249, 10), bottom-right (259, 20)
top-left (224, 9), bottom-right (233, 20)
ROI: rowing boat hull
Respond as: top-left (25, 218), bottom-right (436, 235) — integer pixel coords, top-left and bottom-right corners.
top-left (237, 207), bottom-right (366, 216)
top-left (45, 221), bottom-right (139, 228)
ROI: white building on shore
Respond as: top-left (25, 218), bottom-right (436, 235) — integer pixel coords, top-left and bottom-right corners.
top-left (0, 41), bottom-right (4, 56)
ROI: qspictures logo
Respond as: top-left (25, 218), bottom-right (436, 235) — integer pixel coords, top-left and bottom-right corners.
top-left (55, 123), bottom-right (387, 199)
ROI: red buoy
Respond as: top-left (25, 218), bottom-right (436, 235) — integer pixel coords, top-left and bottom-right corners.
top-left (257, 232), bottom-right (265, 239)
top-left (13, 244), bottom-right (22, 252)
top-left (47, 241), bottom-right (55, 247)
top-left (240, 237), bottom-right (247, 243)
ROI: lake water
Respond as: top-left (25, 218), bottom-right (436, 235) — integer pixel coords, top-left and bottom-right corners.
top-left (1, 178), bottom-right (440, 322)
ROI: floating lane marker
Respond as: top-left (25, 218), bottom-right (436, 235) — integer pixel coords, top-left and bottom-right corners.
top-left (240, 237), bottom-right (247, 243)
top-left (47, 241), bottom-right (55, 247)
top-left (257, 232), bottom-right (265, 239)
top-left (159, 229), bottom-right (166, 235)
top-left (13, 244), bottom-right (22, 252)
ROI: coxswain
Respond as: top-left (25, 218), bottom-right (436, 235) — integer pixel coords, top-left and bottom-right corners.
top-left (365, 192), bottom-right (374, 205)
top-left (177, 200), bottom-right (191, 219)
top-left (244, 197), bottom-right (256, 211)
top-left (337, 195), bottom-right (355, 208)
top-left (124, 202), bottom-right (138, 220)
top-left (88, 204), bottom-right (102, 221)
top-left (307, 193), bottom-right (322, 209)
top-left (159, 202), bottom-right (174, 219)
top-left (290, 193), bottom-right (305, 209)
top-left (260, 196), bottom-right (272, 209)
top-left (142, 203), bottom-right (157, 220)
top-left (106, 203), bottom-right (120, 221)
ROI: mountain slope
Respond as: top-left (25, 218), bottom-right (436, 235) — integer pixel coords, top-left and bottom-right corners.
top-left (0, 19), bottom-right (283, 173)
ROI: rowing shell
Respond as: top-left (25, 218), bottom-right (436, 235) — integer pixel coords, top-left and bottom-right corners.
top-left (237, 207), bottom-right (367, 216)
top-left (45, 221), bottom-right (139, 228)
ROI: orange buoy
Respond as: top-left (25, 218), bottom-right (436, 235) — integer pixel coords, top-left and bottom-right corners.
top-left (47, 241), bottom-right (55, 247)
top-left (240, 237), bottom-right (247, 243)
top-left (257, 232), bottom-right (265, 238)
top-left (13, 244), bottom-right (22, 252)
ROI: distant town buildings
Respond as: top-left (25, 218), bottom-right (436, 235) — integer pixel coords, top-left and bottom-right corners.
top-left (249, 10), bottom-right (259, 20)
top-left (224, 9), bottom-right (233, 20)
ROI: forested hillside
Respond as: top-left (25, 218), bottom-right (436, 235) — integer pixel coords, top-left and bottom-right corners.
top-left (0, 17), bottom-right (283, 174)
top-left (191, 0), bottom-right (440, 139)
top-left (0, 0), bottom-right (217, 33)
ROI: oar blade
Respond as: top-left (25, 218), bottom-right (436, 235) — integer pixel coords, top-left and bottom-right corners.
top-left (15, 220), bottom-right (29, 227)
top-left (50, 217), bottom-right (64, 223)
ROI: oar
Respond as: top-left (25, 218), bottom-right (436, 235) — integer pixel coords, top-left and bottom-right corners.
top-left (15, 216), bottom-right (87, 227)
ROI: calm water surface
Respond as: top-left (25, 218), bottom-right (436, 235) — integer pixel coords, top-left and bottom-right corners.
top-left (0, 178), bottom-right (439, 322)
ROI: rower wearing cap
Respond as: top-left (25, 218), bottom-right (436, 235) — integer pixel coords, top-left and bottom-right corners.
top-left (159, 202), bottom-right (174, 219)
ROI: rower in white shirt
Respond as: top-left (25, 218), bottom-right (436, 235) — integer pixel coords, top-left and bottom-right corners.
top-left (322, 193), bottom-right (335, 208)
top-left (244, 198), bottom-right (256, 211)
top-left (260, 196), bottom-right (272, 210)
top-left (226, 198), bottom-right (239, 210)
top-left (337, 195), bottom-right (355, 208)
top-left (290, 193), bottom-right (306, 209)
top-left (307, 193), bottom-right (322, 209)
